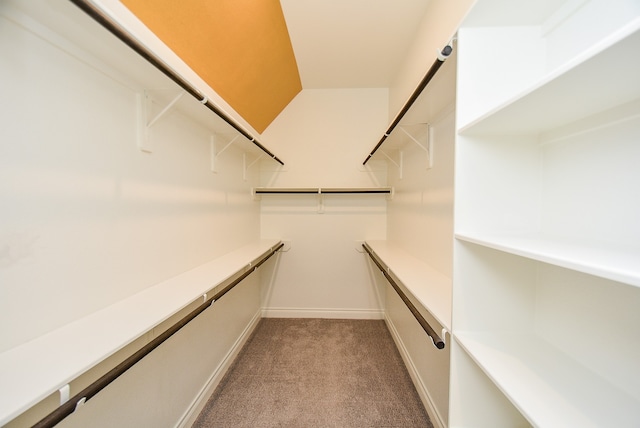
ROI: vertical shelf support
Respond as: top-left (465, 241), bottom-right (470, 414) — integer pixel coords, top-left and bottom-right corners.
top-left (398, 124), bottom-right (433, 170)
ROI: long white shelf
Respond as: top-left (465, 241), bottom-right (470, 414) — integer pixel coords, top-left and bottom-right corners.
top-left (0, 239), bottom-right (281, 426)
top-left (458, 18), bottom-right (640, 136)
top-left (254, 187), bottom-right (393, 195)
top-left (365, 240), bottom-right (452, 332)
top-left (455, 332), bottom-right (640, 427)
top-left (455, 232), bottom-right (640, 288)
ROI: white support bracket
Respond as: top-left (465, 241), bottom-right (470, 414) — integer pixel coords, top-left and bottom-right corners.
top-left (380, 150), bottom-right (404, 180)
top-left (243, 153), bottom-right (264, 181)
top-left (210, 133), bottom-right (241, 173)
top-left (137, 91), bottom-right (184, 153)
top-left (398, 124), bottom-right (433, 170)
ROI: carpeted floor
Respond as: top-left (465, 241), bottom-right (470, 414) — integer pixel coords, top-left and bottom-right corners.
top-left (193, 318), bottom-right (433, 427)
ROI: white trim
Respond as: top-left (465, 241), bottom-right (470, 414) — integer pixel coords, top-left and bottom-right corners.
top-left (385, 314), bottom-right (446, 428)
top-left (261, 307), bottom-right (384, 320)
top-left (175, 309), bottom-right (262, 428)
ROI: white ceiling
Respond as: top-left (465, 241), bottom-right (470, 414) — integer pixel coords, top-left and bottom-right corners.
top-left (279, 0), bottom-right (432, 89)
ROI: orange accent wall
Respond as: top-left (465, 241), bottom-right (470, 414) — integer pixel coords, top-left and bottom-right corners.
top-left (121, 0), bottom-right (302, 133)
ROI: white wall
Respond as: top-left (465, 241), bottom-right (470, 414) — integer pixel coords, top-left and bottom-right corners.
top-left (383, 109), bottom-right (456, 427)
top-left (259, 89), bottom-right (389, 318)
top-left (382, 40), bottom-right (458, 425)
top-left (0, 6), bottom-right (259, 352)
top-left (1, 2), bottom-right (264, 425)
top-left (387, 110), bottom-right (456, 275)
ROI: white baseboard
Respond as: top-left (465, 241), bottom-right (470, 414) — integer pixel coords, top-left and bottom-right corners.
top-left (175, 309), bottom-right (262, 428)
top-left (261, 307), bottom-right (384, 320)
top-left (385, 314), bottom-right (446, 428)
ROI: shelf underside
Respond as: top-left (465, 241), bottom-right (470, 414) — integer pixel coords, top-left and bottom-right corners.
top-left (0, 240), bottom-right (280, 426)
top-left (455, 233), bottom-right (640, 288)
top-left (459, 19), bottom-right (640, 136)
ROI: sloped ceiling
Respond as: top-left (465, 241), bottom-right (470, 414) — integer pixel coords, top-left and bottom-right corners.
top-left (120, 0), bottom-right (302, 133)
top-left (280, 0), bottom-right (431, 89)
top-left (120, 0), bottom-right (431, 133)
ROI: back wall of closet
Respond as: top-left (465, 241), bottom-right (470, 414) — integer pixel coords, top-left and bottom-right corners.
top-left (259, 88), bottom-right (389, 318)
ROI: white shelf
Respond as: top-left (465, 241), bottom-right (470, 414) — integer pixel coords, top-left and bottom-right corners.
top-left (455, 232), bottom-right (640, 288)
top-left (453, 1), bottom-right (640, 426)
top-left (365, 240), bottom-right (452, 332)
top-left (254, 187), bottom-right (393, 195)
top-left (455, 332), bottom-right (640, 427)
top-left (6, 0), bottom-right (280, 162)
top-left (459, 18), bottom-right (640, 136)
top-left (0, 239), bottom-right (280, 426)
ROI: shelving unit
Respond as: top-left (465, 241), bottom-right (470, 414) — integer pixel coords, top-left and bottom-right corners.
top-left (0, 239), bottom-right (281, 426)
top-left (254, 188), bottom-right (393, 214)
top-left (451, 0), bottom-right (640, 426)
top-left (362, 44), bottom-right (454, 165)
top-left (371, 39), bottom-right (458, 428)
top-left (11, 0), bottom-right (284, 166)
top-left (364, 240), bottom-right (451, 333)
top-left (253, 187), bottom-right (392, 195)
top-left (365, 46), bottom-right (457, 172)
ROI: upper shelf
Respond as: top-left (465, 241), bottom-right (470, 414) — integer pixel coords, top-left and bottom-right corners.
top-left (16, 0), bottom-right (284, 164)
top-left (458, 18), bottom-right (640, 136)
top-left (363, 44), bottom-right (456, 164)
top-left (254, 187), bottom-right (393, 195)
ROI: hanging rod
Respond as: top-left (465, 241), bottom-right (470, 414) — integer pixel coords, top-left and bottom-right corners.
top-left (33, 242), bottom-right (284, 428)
top-left (254, 187), bottom-right (393, 195)
top-left (362, 43), bottom-right (453, 165)
top-left (69, 0), bottom-right (284, 166)
top-left (362, 243), bottom-right (445, 350)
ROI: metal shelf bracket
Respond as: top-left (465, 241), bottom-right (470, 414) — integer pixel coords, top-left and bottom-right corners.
top-left (380, 150), bottom-right (404, 179)
top-left (398, 124), bottom-right (433, 170)
top-left (243, 153), bottom-right (264, 181)
top-left (210, 133), bottom-right (241, 173)
top-left (137, 91), bottom-right (184, 153)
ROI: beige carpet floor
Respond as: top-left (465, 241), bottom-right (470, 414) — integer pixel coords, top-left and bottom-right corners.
top-left (193, 318), bottom-right (433, 427)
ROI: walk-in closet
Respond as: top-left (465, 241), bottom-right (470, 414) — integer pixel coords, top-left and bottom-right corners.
top-left (1, 0), bottom-right (639, 427)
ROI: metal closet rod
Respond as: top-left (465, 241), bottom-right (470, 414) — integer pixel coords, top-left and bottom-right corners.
top-left (362, 43), bottom-right (453, 165)
top-left (254, 187), bottom-right (392, 195)
top-left (362, 243), bottom-right (445, 350)
top-left (69, 0), bottom-right (284, 166)
top-left (33, 242), bottom-right (284, 428)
